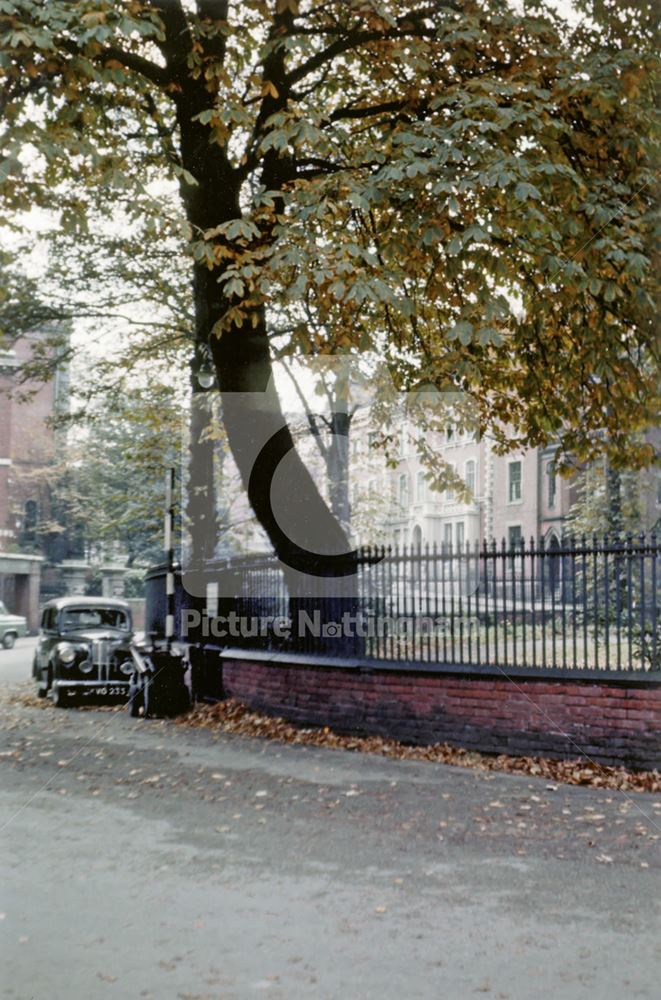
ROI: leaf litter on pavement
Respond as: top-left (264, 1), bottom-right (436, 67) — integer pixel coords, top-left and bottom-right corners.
top-left (174, 698), bottom-right (660, 794)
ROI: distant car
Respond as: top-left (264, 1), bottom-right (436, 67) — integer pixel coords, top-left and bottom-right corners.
top-left (32, 597), bottom-right (135, 707)
top-left (0, 601), bottom-right (28, 649)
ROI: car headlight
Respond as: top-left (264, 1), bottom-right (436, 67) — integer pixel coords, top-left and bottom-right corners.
top-left (119, 660), bottom-right (133, 676)
top-left (58, 644), bottom-right (78, 665)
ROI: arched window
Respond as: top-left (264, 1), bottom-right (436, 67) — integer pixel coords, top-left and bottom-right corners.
top-left (22, 499), bottom-right (38, 543)
top-left (544, 532), bottom-right (561, 591)
top-left (412, 525), bottom-right (422, 549)
top-left (416, 470), bottom-right (426, 502)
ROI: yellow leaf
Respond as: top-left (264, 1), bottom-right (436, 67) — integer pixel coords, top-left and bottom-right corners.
top-left (261, 80), bottom-right (279, 99)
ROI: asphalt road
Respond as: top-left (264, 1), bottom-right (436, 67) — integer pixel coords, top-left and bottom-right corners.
top-left (0, 636), bottom-right (37, 683)
top-left (1, 641), bottom-right (660, 1000)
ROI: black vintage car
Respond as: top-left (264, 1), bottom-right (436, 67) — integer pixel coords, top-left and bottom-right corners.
top-left (33, 597), bottom-right (135, 707)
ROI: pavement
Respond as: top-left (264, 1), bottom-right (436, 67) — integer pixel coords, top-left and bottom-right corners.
top-left (0, 640), bottom-right (660, 1000)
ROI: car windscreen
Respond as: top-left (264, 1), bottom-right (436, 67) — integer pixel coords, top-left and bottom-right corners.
top-left (59, 608), bottom-right (130, 632)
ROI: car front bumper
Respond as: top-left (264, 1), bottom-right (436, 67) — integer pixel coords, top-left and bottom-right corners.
top-left (52, 679), bottom-right (131, 698)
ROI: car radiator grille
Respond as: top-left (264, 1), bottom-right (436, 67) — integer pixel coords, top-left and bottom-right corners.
top-left (91, 639), bottom-right (111, 681)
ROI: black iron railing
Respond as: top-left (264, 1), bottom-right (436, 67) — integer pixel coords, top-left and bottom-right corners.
top-left (191, 533), bottom-right (660, 675)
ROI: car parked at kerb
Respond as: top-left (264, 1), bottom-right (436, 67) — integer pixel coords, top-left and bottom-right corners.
top-left (33, 597), bottom-right (135, 707)
top-left (0, 600), bottom-right (27, 650)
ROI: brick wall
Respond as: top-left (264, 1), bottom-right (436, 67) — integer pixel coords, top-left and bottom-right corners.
top-left (218, 656), bottom-right (661, 770)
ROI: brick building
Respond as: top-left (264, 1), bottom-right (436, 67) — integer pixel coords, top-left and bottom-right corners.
top-left (0, 327), bottom-right (68, 629)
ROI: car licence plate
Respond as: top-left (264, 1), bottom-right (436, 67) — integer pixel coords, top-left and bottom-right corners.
top-left (82, 686), bottom-right (127, 697)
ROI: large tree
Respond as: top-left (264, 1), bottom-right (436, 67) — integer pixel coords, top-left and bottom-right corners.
top-left (1, 0), bottom-right (658, 574)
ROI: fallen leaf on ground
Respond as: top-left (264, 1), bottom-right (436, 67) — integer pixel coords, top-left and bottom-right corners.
top-left (171, 699), bottom-right (660, 792)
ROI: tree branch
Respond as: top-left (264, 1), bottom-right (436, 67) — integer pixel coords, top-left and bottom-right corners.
top-left (146, 0), bottom-right (194, 78)
top-left (287, 1), bottom-right (459, 90)
top-left (99, 45), bottom-right (170, 87)
top-left (330, 99), bottom-right (417, 122)
top-left (282, 361), bottom-right (330, 462)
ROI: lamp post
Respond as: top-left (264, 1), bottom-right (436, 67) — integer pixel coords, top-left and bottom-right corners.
top-left (188, 341), bottom-right (219, 567)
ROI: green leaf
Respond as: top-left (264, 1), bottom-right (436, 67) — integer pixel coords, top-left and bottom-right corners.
top-left (448, 236), bottom-right (463, 256)
top-left (514, 182), bottom-right (541, 202)
top-left (448, 320), bottom-right (474, 344)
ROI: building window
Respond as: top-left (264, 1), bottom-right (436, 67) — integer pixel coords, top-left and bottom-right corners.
top-left (445, 463), bottom-right (456, 502)
top-left (394, 529), bottom-right (401, 549)
top-left (508, 525), bottom-right (523, 549)
top-left (465, 460), bottom-right (476, 497)
top-left (455, 521), bottom-right (465, 550)
top-left (21, 499), bottom-right (38, 545)
top-left (445, 424), bottom-right (455, 445)
top-left (399, 474), bottom-right (409, 509)
top-left (416, 470), bottom-right (426, 502)
top-left (398, 426), bottom-right (408, 458)
top-left (508, 461), bottom-right (522, 503)
top-left (24, 499), bottom-right (38, 529)
top-left (443, 523), bottom-right (453, 548)
top-left (546, 461), bottom-right (556, 508)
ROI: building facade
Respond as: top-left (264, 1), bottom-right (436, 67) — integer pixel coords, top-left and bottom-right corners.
top-left (0, 328), bottom-right (68, 628)
top-left (216, 398), bottom-right (659, 559)
top-left (362, 421), bottom-right (660, 552)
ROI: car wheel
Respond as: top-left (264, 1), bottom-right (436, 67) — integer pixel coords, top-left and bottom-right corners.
top-left (34, 659), bottom-right (48, 697)
top-left (2, 633), bottom-right (16, 650)
top-left (52, 685), bottom-right (75, 708)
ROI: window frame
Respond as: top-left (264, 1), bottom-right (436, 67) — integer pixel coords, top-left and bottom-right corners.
top-left (507, 460), bottom-right (523, 504)
top-left (399, 473), bottom-right (409, 509)
top-left (507, 524), bottom-right (524, 550)
top-left (546, 460), bottom-right (557, 508)
top-left (464, 459), bottom-right (477, 497)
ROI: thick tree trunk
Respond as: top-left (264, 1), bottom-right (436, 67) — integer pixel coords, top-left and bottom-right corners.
top-left (209, 305), bottom-right (351, 566)
top-left (206, 294), bottom-right (362, 653)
